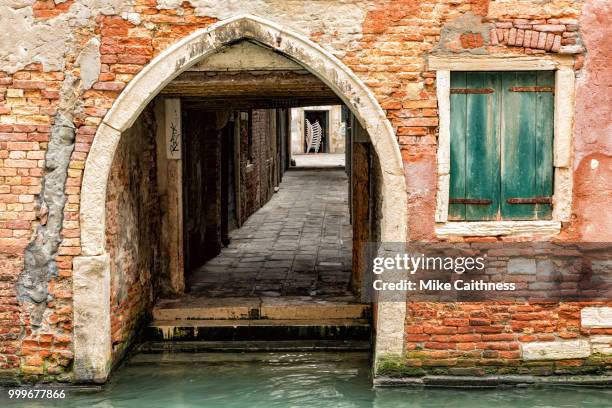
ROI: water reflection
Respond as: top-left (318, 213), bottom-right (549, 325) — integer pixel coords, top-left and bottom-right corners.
top-left (1, 352), bottom-right (610, 408)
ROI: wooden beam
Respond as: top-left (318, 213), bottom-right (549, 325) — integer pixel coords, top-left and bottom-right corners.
top-left (160, 70), bottom-right (337, 99)
top-left (181, 97), bottom-right (342, 110)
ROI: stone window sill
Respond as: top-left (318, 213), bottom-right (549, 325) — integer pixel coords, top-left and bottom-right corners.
top-left (435, 220), bottom-right (561, 237)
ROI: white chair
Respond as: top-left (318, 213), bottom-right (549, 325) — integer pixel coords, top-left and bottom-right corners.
top-left (305, 118), bottom-right (314, 152)
top-left (310, 120), bottom-right (322, 153)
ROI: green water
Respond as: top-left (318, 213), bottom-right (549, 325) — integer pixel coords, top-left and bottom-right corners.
top-left (1, 352), bottom-right (610, 407)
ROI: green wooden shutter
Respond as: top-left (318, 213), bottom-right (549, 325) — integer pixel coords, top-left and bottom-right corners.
top-left (449, 71), bottom-right (554, 221)
top-left (500, 71), bottom-right (554, 220)
top-left (449, 72), bottom-right (501, 221)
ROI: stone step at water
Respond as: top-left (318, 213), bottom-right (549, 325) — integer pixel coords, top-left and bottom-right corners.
top-left (153, 296), bottom-right (371, 321)
top-left (138, 339), bottom-right (371, 353)
top-left (146, 318), bottom-right (371, 342)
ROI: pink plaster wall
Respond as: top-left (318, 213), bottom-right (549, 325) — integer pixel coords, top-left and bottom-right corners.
top-left (570, 0), bottom-right (612, 241)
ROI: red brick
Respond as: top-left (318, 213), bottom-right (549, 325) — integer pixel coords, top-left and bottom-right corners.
top-left (406, 334), bottom-right (429, 342)
top-left (425, 342), bottom-right (457, 350)
top-left (469, 318), bottom-right (491, 326)
top-left (482, 333), bottom-right (515, 341)
top-left (92, 82), bottom-right (126, 92)
top-left (12, 80), bottom-right (47, 89)
top-left (423, 325), bottom-right (457, 334)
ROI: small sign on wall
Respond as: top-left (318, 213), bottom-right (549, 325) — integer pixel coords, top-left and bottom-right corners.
top-left (165, 98), bottom-right (182, 160)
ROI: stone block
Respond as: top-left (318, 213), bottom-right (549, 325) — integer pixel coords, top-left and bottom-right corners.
top-left (581, 307), bottom-right (612, 328)
top-left (536, 259), bottom-right (554, 276)
top-left (521, 340), bottom-right (591, 360)
top-left (508, 258), bottom-right (536, 274)
top-left (590, 336), bottom-right (612, 355)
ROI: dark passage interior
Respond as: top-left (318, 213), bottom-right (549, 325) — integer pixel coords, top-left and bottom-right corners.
top-left (135, 40), bottom-right (384, 349)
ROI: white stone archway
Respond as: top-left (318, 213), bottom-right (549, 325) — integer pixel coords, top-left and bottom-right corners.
top-left (74, 14), bottom-right (408, 382)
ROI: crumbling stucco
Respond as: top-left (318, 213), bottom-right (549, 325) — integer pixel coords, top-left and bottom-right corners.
top-left (17, 112), bottom-right (75, 325)
top-left (0, 0), bottom-right (125, 73)
top-left (488, 0), bottom-right (583, 19)
top-left (0, 0), bottom-right (376, 73)
top-left (570, 0), bottom-right (611, 241)
top-left (75, 38), bottom-right (101, 90)
top-left (157, 0), bottom-right (373, 57)
top-left (0, 5), bottom-right (69, 73)
top-left (435, 12), bottom-right (490, 54)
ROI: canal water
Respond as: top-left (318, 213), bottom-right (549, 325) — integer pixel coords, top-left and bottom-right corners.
top-left (2, 352), bottom-right (610, 407)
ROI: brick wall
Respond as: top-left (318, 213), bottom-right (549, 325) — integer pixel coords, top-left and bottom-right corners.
top-left (377, 301), bottom-right (611, 378)
top-left (241, 109), bottom-right (279, 222)
top-left (490, 18), bottom-right (581, 54)
top-left (0, 65), bottom-right (76, 381)
top-left (105, 104), bottom-right (161, 362)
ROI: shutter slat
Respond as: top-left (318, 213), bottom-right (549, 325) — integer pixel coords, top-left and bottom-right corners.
top-left (465, 72), bottom-right (500, 221)
top-left (534, 71), bottom-right (554, 219)
top-left (501, 71), bottom-right (538, 220)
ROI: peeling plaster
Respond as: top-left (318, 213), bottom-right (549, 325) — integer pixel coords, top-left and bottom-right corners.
top-left (158, 0), bottom-right (374, 57)
top-left (0, 6), bottom-right (70, 73)
top-left (17, 112), bottom-right (75, 325)
top-left (0, 0), bottom-right (126, 73)
top-left (4, 1), bottom-right (37, 8)
top-left (488, 0), bottom-right (583, 19)
top-left (435, 12), bottom-right (490, 55)
top-left (75, 37), bottom-right (101, 90)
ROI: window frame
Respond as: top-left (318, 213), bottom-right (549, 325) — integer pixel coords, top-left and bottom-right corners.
top-left (430, 55), bottom-right (575, 237)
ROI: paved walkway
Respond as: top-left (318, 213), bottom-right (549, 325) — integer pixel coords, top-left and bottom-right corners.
top-left (187, 165), bottom-right (352, 297)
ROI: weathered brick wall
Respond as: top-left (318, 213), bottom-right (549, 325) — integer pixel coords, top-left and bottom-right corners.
top-left (104, 104), bottom-right (161, 362)
top-left (0, 66), bottom-right (75, 382)
top-left (241, 109), bottom-right (278, 222)
top-left (254, 109), bottom-right (276, 212)
top-left (376, 301), bottom-right (611, 378)
top-left (0, 0), bottom-right (609, 381)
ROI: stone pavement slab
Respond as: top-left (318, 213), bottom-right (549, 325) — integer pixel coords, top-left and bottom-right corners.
top-left (187, 167), bottom-right (352, 298)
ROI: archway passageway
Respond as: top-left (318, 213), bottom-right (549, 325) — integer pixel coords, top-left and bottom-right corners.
top-left (74, 15), bottom-right (408, 383)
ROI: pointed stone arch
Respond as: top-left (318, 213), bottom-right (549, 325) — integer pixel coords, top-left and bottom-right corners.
top-left (74, 14), bottom-right (408, 382)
